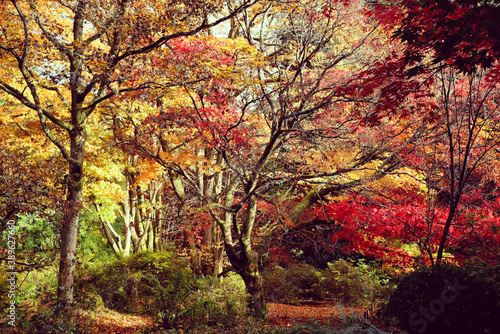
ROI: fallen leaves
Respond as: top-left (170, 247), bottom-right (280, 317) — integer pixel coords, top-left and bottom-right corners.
top-left (267, 302), bottom-right (367, 328)
top-left (70, 302), bottom-right (369, 333)
top-left (76, 309), bottom-right (154, 334)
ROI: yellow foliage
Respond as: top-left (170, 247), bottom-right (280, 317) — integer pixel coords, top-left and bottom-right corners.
top-left (85, 180), bottom-right (126, 203)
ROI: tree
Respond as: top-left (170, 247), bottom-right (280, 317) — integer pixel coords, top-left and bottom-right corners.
top-left (265, 0), bottom-right (500, 269)
top-left (393, 0), bottom-right (500, 73)
top-left (321, 50), bottom-right (500, 267)
top-left (113, 35), bottom-right (261, 276)
top-left (409, 66), bottom-right (500, 264)
top-left (132, 0), bottom-right (421, 317)
top-left (367, 1), bottom-right (500, 265)
top-left (0, 0), bottom-right (256, 307)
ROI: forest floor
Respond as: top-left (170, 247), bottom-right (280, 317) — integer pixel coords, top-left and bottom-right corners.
top-left (2, 301), bottom-right (389, 333)
top-left (267, 301), bottom-right (369, 328)
top-left (70, 302), bottom-right (378, 334)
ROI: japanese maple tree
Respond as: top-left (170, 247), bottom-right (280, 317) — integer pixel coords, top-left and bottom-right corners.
top-left (334, 0), bottom-right (500, 267)
top-left (132, 0), bottom-right (423, 317)
top-left (394, 0), bottom-right (500, 73)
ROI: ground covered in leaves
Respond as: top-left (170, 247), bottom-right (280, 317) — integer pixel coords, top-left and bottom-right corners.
top-left (70, 302), bottom-right (377, 334)
top-left (2, 301), bottom-right (390, 334)
top-left (267, 302), bottom-right (367, 328)
top-left (75, 309), bottom-right (155, 334)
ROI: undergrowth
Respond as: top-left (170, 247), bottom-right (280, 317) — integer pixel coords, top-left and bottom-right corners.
top-left (262, 260), bottom-right (392, 307)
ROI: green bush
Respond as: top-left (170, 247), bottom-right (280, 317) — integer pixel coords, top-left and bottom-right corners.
top-left (384, 263), bottom-right (500, 334)
top-left (77, 251), bottom-right (250, 329)
top-left (0, 211), bottom-right (59, 269)
top-left (287, 263), bottom-right (322, 301)
top-left (76, 250), bottom-right (195, 326)
top-left (0, 268), bottom-right (32, 330)
top-left (317, 260), bottom-right (391, 307)
top-left (75, 291), bottom-right (104, 310)
top-left (17, 266), bottom-right (59, 305)
top-left (143, 267), bottom-right (195, 327)
top-left (262, 263), bottom-right (320, 304)
top-left (317, 260), bottom-right (367, 306)
top-left (262, 265), bottom-right (295, 303)
top-left (262, 260), bottom-right (391, 307)
top-left (181, 272), bottom-right (249, 328)
top-left (21, 304), bottom-right (77, 334)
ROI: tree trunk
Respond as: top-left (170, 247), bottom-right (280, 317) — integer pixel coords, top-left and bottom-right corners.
top-left (211, 225), bottom-right (224, 277)
top-left (225, 194), bottom-right (266, 317)
top-left (436, 197), bottom-right (460, 265)
top-left (57, 131), bottom-right (85, 306)
top-left (240, 264), bottom-right (266, 318)
top-left (96, 203), bottom-right (125, 257)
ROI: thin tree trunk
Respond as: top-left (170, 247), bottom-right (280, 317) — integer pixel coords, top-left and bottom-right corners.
top-left (95, 203), bottom-right (124, 257)
top-left (436, 197), bottom-right (460, 265)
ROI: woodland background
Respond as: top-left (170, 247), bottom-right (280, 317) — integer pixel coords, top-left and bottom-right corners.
top-left (0, 0), bottom-right (500, 333)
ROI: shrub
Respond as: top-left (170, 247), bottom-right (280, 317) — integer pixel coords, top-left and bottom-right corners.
top-left (0, 212), bottom-right (59, 270)
top-left (384, 263), bottom-right (500, 334)
top-left (262, 260), bottom-right (391, 307)
top-left (17, 266), bottom-right (58, 306)
top-left (181, 272), bottom-right (249, 328)
top-left (317, 260), bottom-right (389, 307)
top-left (76, 250), bottom-right (195, 326)
top-left (262, 265), bottom-right (296, 303)
top-left (143, 266), bottom-right (195, 327)
top-left (262, 263), bottom-right (320, 304)
top-left (75, 291), bottom-right (104, 310)
top-left (20, 303), bottom-right (77, 334)
top-left (77, 251), bottom-right (250, 329)
top-left (287, 263), bottom-right (322, 301)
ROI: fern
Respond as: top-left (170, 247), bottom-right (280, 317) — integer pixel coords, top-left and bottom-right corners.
top-left (336, 305), bottom-right (389, 334)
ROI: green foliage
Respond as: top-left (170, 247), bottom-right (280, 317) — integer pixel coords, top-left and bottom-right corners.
top-left (76, 208), bottom-right (116, 263)
top-left (384, 263), bottom-right (500, 334)
top-left (22, 306), bottom-right (78, 334)
top-left (17, 266), bottom-right (58, 305)
top-left (76, 251), bottom-right (194, 319)
top-left (77, 251), bottom-right (250, 329)
top-left (0, 211), bottom-right (59, 269)
top-left (176, 272), bottom-right (250, 329)
top-left (263, 260), bottom-right (391, 307)
top-left (143, 266), bottom-right (194, 327)
top-left (317, 260), bottom-right (391, 307)
top-left (16, 212), bottom-right (56, 249)
top-left (0, 266), bottom-right (61, 331)
top-left (262, 263), bottom-right (320, 304)
top-left (75, 291), bottom-right (105, 311)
